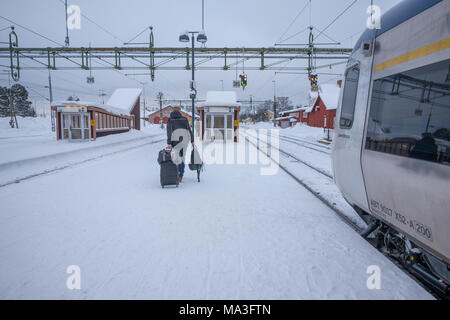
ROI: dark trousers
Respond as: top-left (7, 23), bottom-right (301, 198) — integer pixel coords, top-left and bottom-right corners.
top-left (173, 143), bottom-right (186, 177)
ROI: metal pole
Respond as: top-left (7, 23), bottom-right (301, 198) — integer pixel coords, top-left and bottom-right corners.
top-left (8, 71), bottom-right (18, 128)
top-left (48, 69), bottom-right (53, 104)
top-left (273, 80), bottom-right (277, 127)
top-left (191, 34), bottom-right (195, 138)
top-left (143, 96), bottom-right (146, 127)
top-left (202, 0), bottom-right (205, 31)
top-left (159, 92), bottom-right (163, 129)
top-left (65, 0), bottom-right (70, 47)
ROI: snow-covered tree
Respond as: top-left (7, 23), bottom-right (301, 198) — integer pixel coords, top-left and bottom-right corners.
top-left (0, 86), bottom-right (9, 117)
top-left (0, 84), bottom-right (35, 117)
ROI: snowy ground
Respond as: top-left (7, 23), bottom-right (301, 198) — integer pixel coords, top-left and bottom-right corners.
top-left (243, 122), bottom-right (366, 229)
top-left (0, 117), bottom-right (165, 165)
top-left (0, 120), bottom-right (432, 299)
top-left (0, 118), bottom-right (166, 187)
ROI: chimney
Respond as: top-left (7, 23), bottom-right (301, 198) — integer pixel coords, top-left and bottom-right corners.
top-left (337, 80), bottom-right (342, 88)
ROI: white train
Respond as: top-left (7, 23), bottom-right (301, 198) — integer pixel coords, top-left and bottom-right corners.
top-left (332, 0), bottom-right (450, 296)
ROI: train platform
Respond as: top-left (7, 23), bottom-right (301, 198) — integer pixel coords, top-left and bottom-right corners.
top-left (0, 135), bottom-right (433, 299)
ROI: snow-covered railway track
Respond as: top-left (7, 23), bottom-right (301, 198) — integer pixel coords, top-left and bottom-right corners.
top-left (246, 132), bottom-right (332, 178)
top-left (245, 135), bottom-right (441, 299)
top-left (279, 135), bottom-right (331, 154)
top-left (0, 137), bottom-right (165, 189)
top-left (246, 136), bottom-right (357, 231)
top-left (277, 146), bottom-right (333, 179)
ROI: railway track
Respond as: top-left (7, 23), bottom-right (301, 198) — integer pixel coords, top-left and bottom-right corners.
top-left (277, 145), bottom-right (333, 179)
top-left (245, 134), bottom-right (443, 299)
top-left (279, 135), bottom-right (332, 153)
top-left (0, 136), bottom-right (166, 189)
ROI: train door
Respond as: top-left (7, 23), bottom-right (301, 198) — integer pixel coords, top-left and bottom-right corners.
top-left (332, 50), bottom-right (374, 211)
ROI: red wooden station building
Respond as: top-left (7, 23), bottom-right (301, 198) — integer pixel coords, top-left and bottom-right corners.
top-left (51, 88), bottom-right (142, 141)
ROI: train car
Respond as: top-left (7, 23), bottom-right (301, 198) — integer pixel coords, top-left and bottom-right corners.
top-left (332, 0), bottom-right (450, 296)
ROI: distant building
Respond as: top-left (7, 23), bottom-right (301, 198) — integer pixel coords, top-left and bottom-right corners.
top-left (148, 106), bottom-right (194, 125)
top-left (265, 110), bottom-right (275, 120)
top-left (306, 84), bottom-right (340, 129)
top-left (197, 91), bottom-right (241, 142)
top-left (51, 88), bottom-right (142, 141)
top-left (276, 107), bottom-right (307, 128)
top-left (51, 101), bottom-right (132, 141)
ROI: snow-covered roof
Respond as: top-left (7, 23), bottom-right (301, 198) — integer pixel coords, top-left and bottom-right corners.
top-left (52, 101), bottom-right (130, 116)
top-left (304, 106), bottom-right (314, 113)
top-left (198, 91), bottom-right (240, 107)
top-left (97, 104), bottom-right (131, 116)
top-left (106, 88), bottom-right (142, 113)
top-left (52, 101), bottom-right (97, 107)
top-left (275, 115), bottom-right (296, 121)
top-left (318, 84), bottom-right (341, 110)
top-left (280, 107), bottom-right (306, 115)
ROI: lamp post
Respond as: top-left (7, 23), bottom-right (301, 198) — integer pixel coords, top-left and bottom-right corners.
top-left (179, 30), bottom-right (207, 139)
top-left (273, 80), bottom-right (277, 127)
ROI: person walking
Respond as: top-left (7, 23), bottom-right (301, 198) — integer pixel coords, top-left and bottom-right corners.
top-left (166, 107), bottom-right (194, 182)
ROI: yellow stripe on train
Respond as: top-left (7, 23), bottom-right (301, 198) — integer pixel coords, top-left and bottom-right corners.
top-left (375, 37), bottom-right (450, 72)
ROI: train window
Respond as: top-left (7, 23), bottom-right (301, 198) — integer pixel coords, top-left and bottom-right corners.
top-left (339, 65), bottom-right (360, 129)
top-left (366, 59), bottom-right (450, 166)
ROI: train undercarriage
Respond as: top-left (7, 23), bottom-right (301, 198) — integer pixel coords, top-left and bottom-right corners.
top-left (355, 207), bottom-right (450, 299)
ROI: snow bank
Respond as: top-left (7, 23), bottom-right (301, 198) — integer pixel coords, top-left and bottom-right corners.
top-left (0, 117), bottom-right (164, 165)
top-left (0, 116), bottom-right (53, 139)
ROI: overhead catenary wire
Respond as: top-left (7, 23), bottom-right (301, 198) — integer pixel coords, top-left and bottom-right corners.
top-left (0, 26), bottom-right (12, 32)
top-left (124, 26), bottom-right (151, 45)
top-left (312, 26), bottom-right (340, 45)
top-left (276, 0), bottom-right (310, 44)
top-left (57, 0), bottom-right (125, 45)
top-left (276, 27), bottom-right (310, 45)
top-left (315, 0), bottom-right (359, 40)
top-left (0, 15), bottom-right (64, 46)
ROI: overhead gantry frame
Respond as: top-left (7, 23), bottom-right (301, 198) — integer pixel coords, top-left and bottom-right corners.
top-left (0, 28), bottom-right (352, 82)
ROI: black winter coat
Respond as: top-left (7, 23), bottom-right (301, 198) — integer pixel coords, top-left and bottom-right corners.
top-left (166, 110), bottom-right (194, 145)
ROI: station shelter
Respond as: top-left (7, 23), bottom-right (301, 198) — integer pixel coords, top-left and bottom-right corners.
top-left (197, 91), bottom-right (241, 142)
top-left (51, 88), bottom-right (142, 141)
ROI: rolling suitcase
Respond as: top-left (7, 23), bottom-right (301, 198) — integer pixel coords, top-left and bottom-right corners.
top-left (158, 148), bottom-right (179, 188)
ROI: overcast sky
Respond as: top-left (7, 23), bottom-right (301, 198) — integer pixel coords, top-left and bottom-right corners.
top-left (0, 0), bottom-right (402, 112)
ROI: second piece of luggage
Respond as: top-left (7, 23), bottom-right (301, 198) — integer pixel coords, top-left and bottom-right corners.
top-left (188, 146), bottom-right (203, 182)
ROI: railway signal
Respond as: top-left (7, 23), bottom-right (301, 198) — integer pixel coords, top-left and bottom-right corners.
top-left (310, 74), bottom-right (318, 89)
top-left (240, 73), bottom-right (247, 90)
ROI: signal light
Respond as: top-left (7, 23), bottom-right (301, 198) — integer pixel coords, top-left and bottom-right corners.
top-left (240, 73), bottom-right (248, 89)
top-left (310, 74), bottom-right (318, 88)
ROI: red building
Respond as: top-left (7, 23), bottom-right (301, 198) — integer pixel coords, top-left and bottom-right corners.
top-left (51, 88), bottom-right (142, 141)
top-left (305, 84), bottom-right (340, 129)
top-left (276, 108), bottom-right (307, 128)
top-left (51, 101), bottom-right (132, 141)
top-left (148, 106), bottom-right (193, 125)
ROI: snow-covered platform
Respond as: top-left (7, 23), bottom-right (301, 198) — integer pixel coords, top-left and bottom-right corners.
top-left (0, 131), bottom-right (432, 299)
